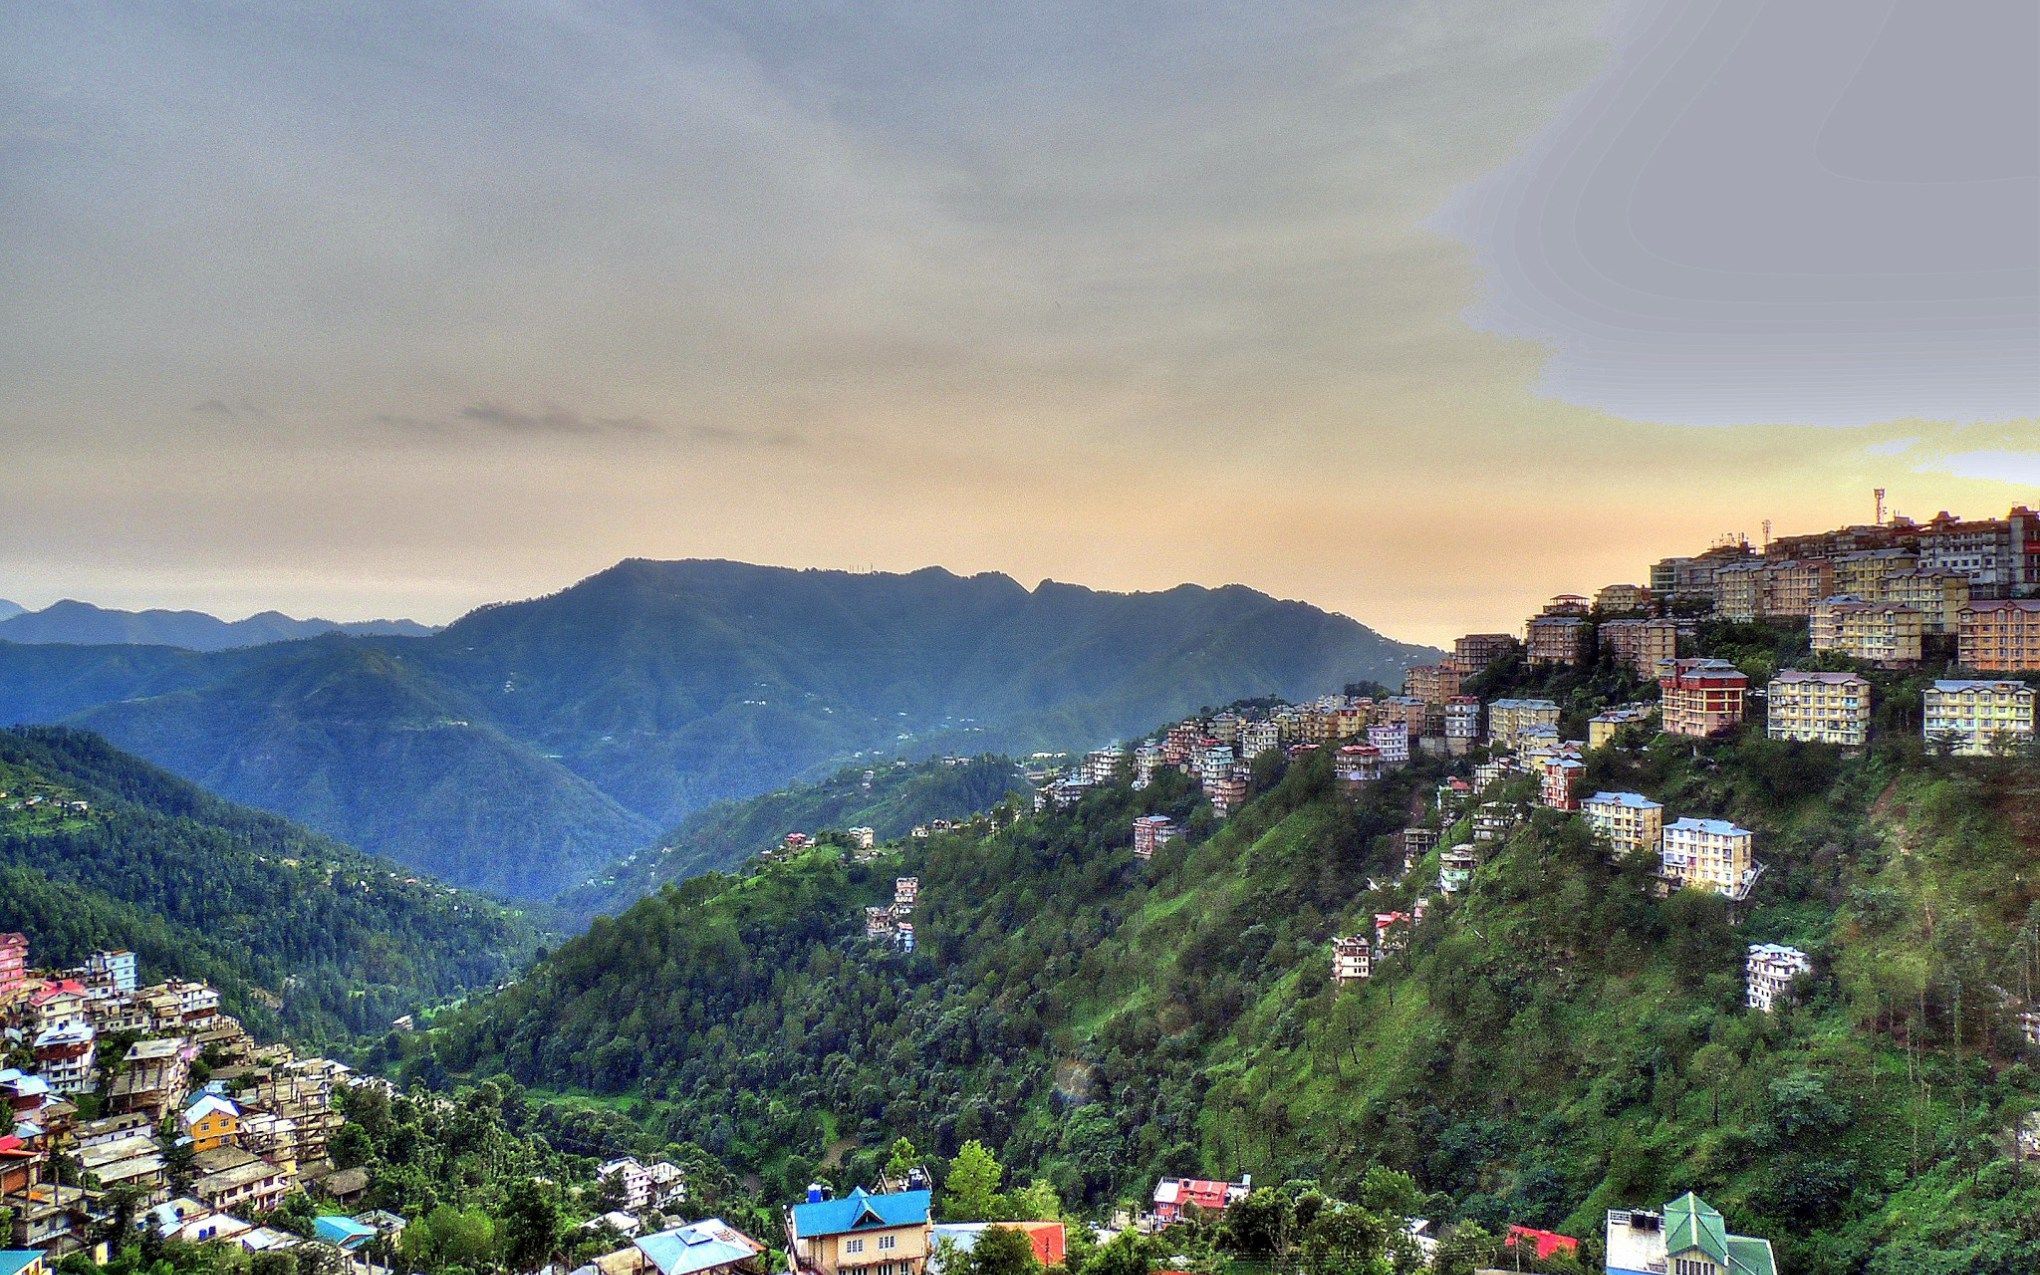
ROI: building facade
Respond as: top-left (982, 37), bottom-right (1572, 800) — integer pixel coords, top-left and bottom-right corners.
top-left (1659, 659), bottom-right (1749, 738)
top-left (1959, 599), bottom-right (2040, 672)
top-left (1582, 791), bottom-right (1664, 858)
top-left (1660, 817), bottom-right (1757, 899)
top-left (1923, 679), bottom-right (2037, 756)
top-left (1765, 670), bottom-right (1871, 748)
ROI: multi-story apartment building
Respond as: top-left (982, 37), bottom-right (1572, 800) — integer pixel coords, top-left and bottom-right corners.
top-left (1712, 560), bottom-right (1767, 621)
top-left (1659, 658), bottom-right (1748, 738)
top-left (1809, 597), bottom-right (1924, 665)
top-left (1538, 757), bottom-right (1583, 811)
top-left (1587, 703), bottom-right (1655, 749)
top-left (1331, 936), bottom-right (1371, 986)
top-left (1593, 583), bottom-right (1651, 614)
top-left (1488, 699), bottom-right (1561, 751)
top-left (82, 949), bottom-right (137, 997)
top-left (1596, 618), bottom-right (1679, 680)
top-left (1885, 567), bottom-right (1970, 634)
top-left (1581, 791), bottom-right (1664, 858)
top-left (1207, 772), bottom-right (1248, 819)
top-left (1958, 599), bottom-right (2040, 672)
top-left (1526, 614), bottom-right (1591, 667)
top-left (1917, 506), bottom-right (2040, 597)
top-left (1403, 664), bottom-right (1463, 705)
top-left (1473, 802), bottom-right (1523, 846)
top-left (0, 932), bottom-right (26, 1003)
top-left (1923, 679), bottom-right (2037, 756)
top-left (1237, 720), bottom-right (1281, 761)
top-left (1761, 559), bottom-right (1835, 619)
top-left (1365, 723), bottom-right (1411, 767)
top-left (1660, 816), bottom-right (1757, 899)
top-left (1373, 696), bottom-right (1428, 736)
top-left (1832, 547), bottom-right (1919, 599)
top-left (1449, 632), bottom-right (1518, 674)
top-left (1442, 696), bottom-right (1481, 754)
top-left (1438, 845), bottom-right (1478, 894)
top-left (1745, 944), bottom-right (1812, 1013)
top-left (1652, 540), bottom-right (1758, 604)
top-left (1131, 815), bottom-right (1179, 861)
top-left (1401, 827), bottom-right (1440, 869)
top-left (1335, 743), bottom-right (1383, 790)
top-left (1765, 670), bottom-right (1871, 747)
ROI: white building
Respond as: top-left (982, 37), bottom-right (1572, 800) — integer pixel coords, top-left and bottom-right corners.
top-left (1365, 723), bottom-right (1411, 767)
top-left (1745, 943), bottom-right (1812, 1013)
top-left (1331, 936), bottom-right (1371, 985)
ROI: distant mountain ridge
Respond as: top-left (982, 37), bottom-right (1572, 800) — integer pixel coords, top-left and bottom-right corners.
top-left (0, 559), bottom-right (1439, 901)
top-left (0, 598), bottom-right (436, 650)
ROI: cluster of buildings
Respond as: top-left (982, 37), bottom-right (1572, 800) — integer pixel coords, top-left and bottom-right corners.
top-left (0, 939), bottom-right (354, 1258)
top-left (864, 878), bottom-right (920, 953)
top-left (780, 1183), bottom-right (1065, 1275)
top-left (1577, 791), bottom-right (1763, 902)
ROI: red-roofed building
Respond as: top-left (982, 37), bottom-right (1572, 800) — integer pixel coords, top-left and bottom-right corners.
top-left (1504, 1225), bottom-right (1579, 1261)
top-left (1149, 1175), bottom-right (1252, 1226)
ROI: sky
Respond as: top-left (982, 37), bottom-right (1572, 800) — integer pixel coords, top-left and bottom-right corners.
top-left (2, 0), bottom-right (2035, 648)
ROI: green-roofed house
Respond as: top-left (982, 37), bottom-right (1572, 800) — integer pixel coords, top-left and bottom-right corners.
top-left (1605, 1192), bottom-right (1776, 1275)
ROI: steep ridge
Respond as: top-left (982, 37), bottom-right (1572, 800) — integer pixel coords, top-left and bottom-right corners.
top-left (0, 726), bottom-right (539, 1043)
top-left (0, 598), bottom-right (436, 649)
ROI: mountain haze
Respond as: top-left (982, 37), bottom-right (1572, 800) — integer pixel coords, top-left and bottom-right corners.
top-left (0, 598), bottom-right (436, 649)
top-left (0, 560), bottom-right (1436, 900)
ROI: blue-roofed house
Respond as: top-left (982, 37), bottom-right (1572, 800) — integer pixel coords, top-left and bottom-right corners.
top-left (787, 1187), bottom-right (933, 1275)
top-left (0, 1253), bottom-right (45, 1275)
top-left (636, 1218), bottom-right (766, 1275)
top-left (313, 1215), bottom-right (377, 1252)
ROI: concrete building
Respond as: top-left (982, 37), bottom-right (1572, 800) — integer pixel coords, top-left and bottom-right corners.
top-left (1588, 703), bottom-right (1655, 749)
top-left (1538, 758), bottom-right (1584, 811)
top-left (1597, 618), bottom-right (1679, 680)
top-left (1712, 560), bottom-right (1766, 622)
top-left (1488, 699), bottom-right (1561, 751)
top-left (1237, 721), bottom-right (1280, 761)
top-left (1334, 743), bottom-right (1383, 790)
top-left (1526, 614), bottom-right (1591, 667)
top-left (1765, 670), bottom-right (1871, 748)
top-left (1594, 583), bottom-right (1651, 614)
top-left (1442, 696), bottom-right (1481, 754)
top-left (1958, 598), bottom-right (2040, 672)
top-left (1833, 547), bottom-right (1920, 600)
top-left (1582, 792), bottom-right (1664, 859)
top-left (1760, 558), bottom-right (1834, 619)
top-left (1660, 817), bottom-right (1758, 899)
top-left (1403, 664), bottom-right (1463, 705)
top-left (1331, 936), bottom-right (1371, 985)
top-left (1606, 1194), bottom-right (1775, 1275)
top-left (1365, 723), bottom-right (1411, 767)
top-left (1438, 845), bottom-right (1478, 894)
top-left (1659, 659), bottom-right (1749, 738)
top-left (1916, 506), bottom-right (2040, 597)
top-left (1923, 679), bottom-right (2037, 756)
top-left (1131, 815), bottom-right (1179, 861)
top-left (1809, 596), bottom-right (1924, 666)
top-left (1449, 633), bottom-right (1518, 674)
top-left (1885, 567), bottom-right (1970, 634)
top-left (1745, 944), bottom-right (1812, 1013)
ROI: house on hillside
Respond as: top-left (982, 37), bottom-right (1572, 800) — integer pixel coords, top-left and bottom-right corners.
top-left (1131, 815), bottom-right (1179, 861)
top-left (1147, 1175), bottom-right (1251, 1227)
top-left (637, 1219), bottom-right (767, 1275)
top-left (1331, 936), bottom-right (1371, 985)
top-left (1745, 944), bottom-right (1812, 1013)
top-left (787, 1186), bottom-right (933, 1275)
top-left (1605, 1193), bottom-right (1775, 1275)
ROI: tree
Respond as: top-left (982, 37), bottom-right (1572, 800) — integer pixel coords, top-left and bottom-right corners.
top-left (958, 1226), bottom-right (1042, 1275)
top-left (502, 1177), bottom-right (564, 1272)
top-left (1079, 1231), bottom-right (1154, 1275)
top-left (885, 1137), bottom-right (924, 1186)
top-left (946, 1140), bottom-right (1006, 1220)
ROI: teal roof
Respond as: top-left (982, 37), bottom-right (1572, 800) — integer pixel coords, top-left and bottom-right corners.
top-left (637, 1220), bottom-right (764, 1275)
top-left (790, 1187), bottom-right (931, 1239)
top-left (1663, 1194), bottom-right (1775, 1275)
top-left (0, 1254), bottom-right (40, 1275)
top-left (314, 1216), bottom-right (377, 1250)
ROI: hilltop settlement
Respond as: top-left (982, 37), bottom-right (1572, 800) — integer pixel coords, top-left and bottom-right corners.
top-left (5, 501), bottom-right (2040, 1275)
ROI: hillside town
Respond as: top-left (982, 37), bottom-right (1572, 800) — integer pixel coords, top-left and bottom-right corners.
top-left (5, 501), bottom-right (2039, 1275)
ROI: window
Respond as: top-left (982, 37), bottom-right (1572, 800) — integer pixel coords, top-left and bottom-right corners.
top-left (878, 1236), bottom-right (897, 1251)
top-left (845, 1240), bottom-right (865, 1255)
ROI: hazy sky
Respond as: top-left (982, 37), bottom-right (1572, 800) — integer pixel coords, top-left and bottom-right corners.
top-left (3, 0), bottom-right (2035, 647)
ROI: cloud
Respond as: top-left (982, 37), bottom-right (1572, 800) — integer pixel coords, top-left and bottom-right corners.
top-left (457, 401), bottom-right (659, 437)
top-left (191, 397), bottom-right (268, 421)
top-left (1440, 0), bottom-right (2040, 427)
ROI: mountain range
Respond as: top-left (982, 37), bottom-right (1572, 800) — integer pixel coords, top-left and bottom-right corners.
top-left (0, 560), bottom-right (1438, 901)
top-left (0, 599), bottom-right (436, 649)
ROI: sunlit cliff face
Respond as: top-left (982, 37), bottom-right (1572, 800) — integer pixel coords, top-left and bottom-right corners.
top-left (2, 2), bottom-right (2032, 646)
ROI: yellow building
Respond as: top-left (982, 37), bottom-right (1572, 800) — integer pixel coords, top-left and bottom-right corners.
top-left (1810, 598), bottom-right (1923, 666)
top-left (1660, 817), bottom-right (1757, 899)
top-left (181, 1093), bottom-right (241, 1153)
top-left (1582, 791), bottom-right (1664, 858)
top-left (789, 1188), bottom-right (932, 1275)
top-left (1924, 679), bottom-right (2037, 756)
top-left (1588, 703), bottom-right (1655, 749)
top-left (1488, 699), bottom-right (1561, 750)
top-left (1885, 568), bottom-right (1970, 634)
top-left (1766, 670), bottom-right (1871, 748)
top-left (1959, 599), bottom-right (2040, 672)
top-left (1832, 548), bottom-right (1919, 599)
top-left (1597, 618), bottom-right (1679, 679)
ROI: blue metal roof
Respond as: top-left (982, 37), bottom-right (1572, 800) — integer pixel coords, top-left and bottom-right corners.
top-left (314, 1216), bottom-right (377, 1250)
top-left (791, 1188), bottom-right (931, 1239)
top-left (637, 1220), bottom-right (765, 1275)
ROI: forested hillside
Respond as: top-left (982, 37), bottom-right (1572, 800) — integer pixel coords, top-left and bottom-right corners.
top-left (559, 755), bottom-right (1030, 920)
top-left (432, 632), bottom-right (2040, 1275)
top-left (0, 599), bottom-right (434, 648)
top-left (0, 560), bottom-right (1434, 898)
top-left (0, 726), bottom-right (541, 1043)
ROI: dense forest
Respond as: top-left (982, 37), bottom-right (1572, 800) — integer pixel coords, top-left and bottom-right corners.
top-left (0, 726), bottom-right (541, 1043)
top-left (432, 626), bottom-right (2040, 1273)
top-left (0, 559), bottom-right (1437, 898)
top-left (561, 755), bottom-right (1031, 920)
